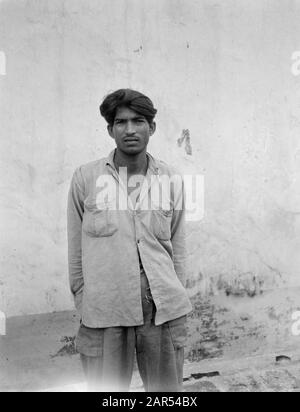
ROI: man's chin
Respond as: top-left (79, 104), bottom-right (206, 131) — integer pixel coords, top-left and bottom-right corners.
top-left (119, 146), bottom-right (145, 156)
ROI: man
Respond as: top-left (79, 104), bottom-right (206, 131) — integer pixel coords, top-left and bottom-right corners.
top-left (67, 89), bottom-right (192, 392)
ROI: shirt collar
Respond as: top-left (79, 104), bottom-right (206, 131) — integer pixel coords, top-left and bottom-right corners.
top-left (105, 148), bottom-right (160, 175)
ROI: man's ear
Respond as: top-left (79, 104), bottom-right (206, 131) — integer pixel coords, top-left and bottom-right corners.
top-left (107, 125), bottom-right (114, 139)
top-left (149, 121), bottom-right (156, 136)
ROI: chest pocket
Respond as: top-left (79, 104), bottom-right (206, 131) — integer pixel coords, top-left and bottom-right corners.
top-left (83, 201), bottom-right (118, 237)
top-left (152, 209), bottom-right (173, 241)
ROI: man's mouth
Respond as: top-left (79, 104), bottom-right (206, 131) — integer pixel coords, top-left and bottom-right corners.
top-left (124, 138), bottom-right (139, 142)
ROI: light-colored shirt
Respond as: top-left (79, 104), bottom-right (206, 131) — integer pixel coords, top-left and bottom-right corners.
top-left (67, 149), bottom-right (193, 327)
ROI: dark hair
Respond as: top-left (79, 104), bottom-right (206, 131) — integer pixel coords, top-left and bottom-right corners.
top-left (99, 89), bottom-right (157, 126)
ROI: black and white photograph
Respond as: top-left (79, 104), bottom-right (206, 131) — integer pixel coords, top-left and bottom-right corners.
top-left (1, 0), bottom-right (300, 395)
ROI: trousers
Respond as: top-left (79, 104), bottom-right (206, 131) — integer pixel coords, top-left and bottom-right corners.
top-left (75, 269), bottom-right (187, 392)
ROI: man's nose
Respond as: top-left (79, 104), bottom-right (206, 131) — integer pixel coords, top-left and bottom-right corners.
top-left (125, 121), bottom-right (136, 135)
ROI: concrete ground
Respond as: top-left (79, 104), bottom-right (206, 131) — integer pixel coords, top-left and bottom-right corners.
top-left (182, 352), bottom-right (300, 392)
top-left (41, 352), bottom-right (300, 392)
top-left (1, 311), bottom-right (300, 392)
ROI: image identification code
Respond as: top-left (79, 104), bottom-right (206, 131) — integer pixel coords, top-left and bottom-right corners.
top-left (146, 396), bottom-right (198, 407)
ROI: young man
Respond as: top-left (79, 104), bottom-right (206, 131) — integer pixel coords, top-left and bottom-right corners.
top-left (67, 89), bottom-right (192, 392)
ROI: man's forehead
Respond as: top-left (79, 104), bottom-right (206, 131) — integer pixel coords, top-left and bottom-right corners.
top-left (114, 107), bottom-right (145, 119)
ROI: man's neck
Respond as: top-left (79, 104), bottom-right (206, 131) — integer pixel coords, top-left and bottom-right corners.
top-left (113, 149), bottom-right (148, 177)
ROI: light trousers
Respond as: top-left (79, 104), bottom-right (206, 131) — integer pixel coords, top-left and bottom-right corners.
top-left (75, 270), bottom-right (187, 392)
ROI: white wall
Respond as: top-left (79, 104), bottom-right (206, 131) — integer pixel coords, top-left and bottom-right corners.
top-left (1, 0), bottom-right (300, 356)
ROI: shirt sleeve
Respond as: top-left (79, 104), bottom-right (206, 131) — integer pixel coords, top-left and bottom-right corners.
top-left (170, 174), bottom-right (187, 287)
top-left (67, 167), bottom-right (85, 314)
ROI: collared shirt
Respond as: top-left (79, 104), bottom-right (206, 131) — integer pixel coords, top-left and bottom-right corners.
top-left (67, 149), bottom-right (193, 327)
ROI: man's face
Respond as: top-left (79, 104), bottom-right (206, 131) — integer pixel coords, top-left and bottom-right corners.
top-left (108, 106), bottom-right (156, 155)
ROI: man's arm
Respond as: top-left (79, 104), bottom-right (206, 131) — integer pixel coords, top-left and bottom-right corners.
top-left (170, 175), bottom-right (187, 287)
top-left (67, 167), bottom-right (85, 313)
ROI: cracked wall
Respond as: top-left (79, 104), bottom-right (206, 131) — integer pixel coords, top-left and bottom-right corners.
top-left (0, 0), bottom-right (300, 357)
